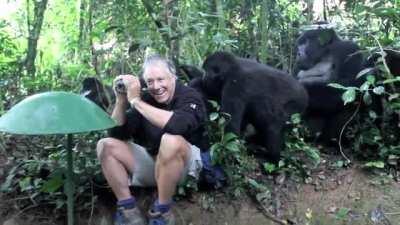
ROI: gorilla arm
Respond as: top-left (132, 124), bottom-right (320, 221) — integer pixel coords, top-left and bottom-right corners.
top-left (220, 82), bottom-right (247, 135)
top-left (297, 56), bottom-right (334, 85)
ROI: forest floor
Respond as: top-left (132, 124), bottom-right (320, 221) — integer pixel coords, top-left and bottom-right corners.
top-left (0, 135), bottom-right (400, 225)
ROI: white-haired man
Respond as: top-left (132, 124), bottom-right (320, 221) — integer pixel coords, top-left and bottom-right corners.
top-left (96, 55), bottom-right (207, 225)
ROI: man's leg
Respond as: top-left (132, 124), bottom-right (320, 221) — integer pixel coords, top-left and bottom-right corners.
top-left (97, 137), bottom-right (136, 200)
top-left (97, 138), bottom-right (146, 225)
top-left (155, 133), bottom-right (190, 204)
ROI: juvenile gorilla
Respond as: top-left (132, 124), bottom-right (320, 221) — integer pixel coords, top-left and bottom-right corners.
top-left (183, 52), bottom-right (308, 163)
top-left (80, 77), bottom-right (115, 112)
top-left (294, 25), bottom-right (364, 144)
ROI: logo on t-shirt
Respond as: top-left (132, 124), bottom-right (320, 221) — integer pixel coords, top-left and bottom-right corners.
top-left (190, 103), bottom-right (197, 110)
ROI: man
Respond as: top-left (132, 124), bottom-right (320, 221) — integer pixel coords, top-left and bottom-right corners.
top-left (96, 54), bottom-right (207, 225)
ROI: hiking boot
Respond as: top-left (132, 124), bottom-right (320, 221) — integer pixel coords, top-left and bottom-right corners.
top-left (148, 208), bottom-right (175, 225)
top-left (114, 206), bottom-right (146, 225)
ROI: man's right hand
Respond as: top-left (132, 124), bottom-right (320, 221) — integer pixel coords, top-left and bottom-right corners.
top-left (113, 75), bottom-right (129, 104)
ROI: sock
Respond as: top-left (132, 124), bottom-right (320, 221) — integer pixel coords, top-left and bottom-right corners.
top-left (117, 197), bottom-right (136, 210)
top-left (154, 199), bottom-right (172, 213)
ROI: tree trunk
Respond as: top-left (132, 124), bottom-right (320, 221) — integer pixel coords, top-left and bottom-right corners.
top-left (141, 0), bottom-right (170, 49)
top-left (88, 0), bottom-right (99, 75)
top-left (78, 0), bottom-right (87, 59)
top-left (259, 0), bottom-right (269, 63)
top-left (164, 0), bottom-right (179, 64)
top-left (306, 0), bottom-right (314, 22)
top-left (214, 0), bottom-right (230, 51)
top-left (242, 0), bottom-right (256, 58)
top-left (25, 0), bottom-right (48, 77)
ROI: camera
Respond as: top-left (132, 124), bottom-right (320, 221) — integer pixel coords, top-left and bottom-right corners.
top-left (114, 79), bottom-right (126, 94)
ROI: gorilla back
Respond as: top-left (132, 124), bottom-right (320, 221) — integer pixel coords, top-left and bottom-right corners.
top-left (200, 52), bottom-right (308, 163)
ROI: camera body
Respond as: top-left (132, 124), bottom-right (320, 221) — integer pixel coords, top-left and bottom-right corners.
top-left (114, 78), bottom-right (148, 94)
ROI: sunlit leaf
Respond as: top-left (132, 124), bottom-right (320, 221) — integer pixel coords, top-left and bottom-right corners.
top-left (342, 89), bottom-right (356, 105)
top-left (372, 86), bottom-right (385, 95)
top-left (328, 83), bottom-right (346, 90)
top-left (356, 67), bottom-right (374, 79)
top-left (263, 162), bottom-right (276, 173)
top-left (209, 112), bottom-right (219, 121)
top-left (364, 161), bottom-right (385, 168)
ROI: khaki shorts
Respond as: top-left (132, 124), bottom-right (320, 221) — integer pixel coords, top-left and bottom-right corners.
top-left (128, 142), bottom-right (203, 187)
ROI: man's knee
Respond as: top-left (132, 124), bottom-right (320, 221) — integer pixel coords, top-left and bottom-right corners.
top-left (96, 137), bottom-right (120, 160)
top-left (158, 134), bottom-right (189, 163)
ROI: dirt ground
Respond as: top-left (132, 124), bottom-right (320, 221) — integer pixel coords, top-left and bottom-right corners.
top-left (1, 137), bottom-right (400, 225)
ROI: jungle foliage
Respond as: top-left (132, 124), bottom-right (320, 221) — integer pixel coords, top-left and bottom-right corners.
top-left (0, 0), bottom-right (399, 216)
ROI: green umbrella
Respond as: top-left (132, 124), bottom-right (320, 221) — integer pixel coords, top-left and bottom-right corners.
top-left (0, 91), bottom-right (117, 225)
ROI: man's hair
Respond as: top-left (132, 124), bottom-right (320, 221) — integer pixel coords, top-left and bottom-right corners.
top-left (142, 54), bottom-right (176, 77)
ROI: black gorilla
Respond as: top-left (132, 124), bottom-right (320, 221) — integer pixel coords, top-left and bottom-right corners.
top-left (294, 25), bottom-right (365, 145)
top-left (182, 52), bottom-right (308, 163)
top-left (80, 77), bottom-right (115, 112)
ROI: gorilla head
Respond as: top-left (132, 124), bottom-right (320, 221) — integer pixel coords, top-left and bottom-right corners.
top-left (80, 77), bottom-right (115, 111)
top-left (296, 27), bottom-right (339, 70)
top-left (201, 52), bottom-right (241, 99)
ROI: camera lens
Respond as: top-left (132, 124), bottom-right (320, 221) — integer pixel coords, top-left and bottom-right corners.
top-left (115, 79), bottom-right (126, 94)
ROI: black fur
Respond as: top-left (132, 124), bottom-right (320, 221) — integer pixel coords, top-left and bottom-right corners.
top-left (184, 52), bottom-right (308, 163)
top-left (80, 77), bottom-right (115, 112)
top-left (294, 26), bottom-right (364, 144)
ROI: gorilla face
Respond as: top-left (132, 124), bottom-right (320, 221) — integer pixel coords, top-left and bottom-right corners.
top-left (296, 29), bottom-right (336, 70)
top-left (202, 52), bottom-right (240, 99)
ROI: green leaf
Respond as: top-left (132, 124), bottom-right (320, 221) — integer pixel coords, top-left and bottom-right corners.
top-left (290, 113), bottom-right (301, 124)
top-left (41, 175), bottom-right (64, 193)
top-left (335, 160), bottom-right (344, 168)
top-left (207, 100), bottom-right (219, 110)
top-left (225, 141), bottom-right (240, 152)
top-left (19, 177), bottom-right (32, 192)
top-left (263, 162), bottom-right (277, 173)
top-left (328, 83), bottom-right (346, 90)
top-left (356, 67), bottom-right (374, 79)
top-left (369, 110), bottom-right (377, 120)
top-left (218, 117), bottom-right (226, 126)
top-left (223, 132), bottom-right (237, 143)
top-left (359, 82), bottom-right (370, 91)
top-left (383, 76), bottom-right (400, 84)
top-left (372, 86), bottom-right (385, 95)
top-left (335, 207), bottom-right (350, 219)
top-left (388, 93), bottom-right (399, 101)
top-left (366, 75), bottom-right (376, 84)
top-left (209, 112), bottom-right (219, 121)
top-left (278, 160), bottom-right (285, 168)
top-left (342, 89), bottom-right (356, 105)
top-left (363, 92), bottom-right (372, 105)
top-left (364, 161), bottom-right (385, 168)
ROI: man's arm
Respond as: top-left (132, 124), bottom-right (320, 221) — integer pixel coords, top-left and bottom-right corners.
top-left (107, 75), bottom-right (140, 140)
top-left (111, 99), bottom-right (129, 126)
top-left (130, 98), bottom-right (173, 129)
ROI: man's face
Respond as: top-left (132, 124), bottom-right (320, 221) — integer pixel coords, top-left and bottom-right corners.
top-left (143, 64), bottom-right (176, 104)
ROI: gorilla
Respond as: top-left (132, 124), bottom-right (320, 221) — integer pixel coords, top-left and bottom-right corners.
top-left (182, 52), bottom-right (309, 163)
top-left (80, 77), bottom-right (115, 112)
top-left (294, 24), bottom-right (365, 145)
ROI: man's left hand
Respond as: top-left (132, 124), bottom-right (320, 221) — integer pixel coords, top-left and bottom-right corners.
top-left (119, 75), bottom-right (141, 103)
